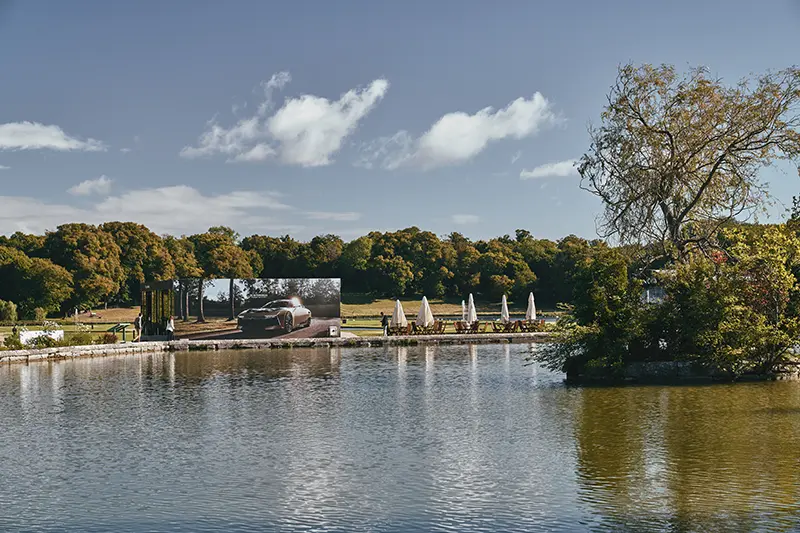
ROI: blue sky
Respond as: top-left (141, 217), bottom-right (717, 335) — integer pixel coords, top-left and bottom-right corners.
top-left (1, 0), bottom-right (799, 241)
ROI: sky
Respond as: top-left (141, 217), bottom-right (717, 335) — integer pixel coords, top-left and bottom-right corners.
top-left (1, 0), bottom-right (799, 242)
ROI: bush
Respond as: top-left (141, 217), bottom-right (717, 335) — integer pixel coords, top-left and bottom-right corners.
top-left (28, 335), bottom-right (58, 349)
top-left (34, 307), bottom-right (47, 322)
top-left (3, 334), bottom-right (23, 350)
top-left (96, 333), bottom-right (118, 345)
top-left (68, 332), bottom-right (95, 346)
top-left (0, 300), bottom-right (18, 322)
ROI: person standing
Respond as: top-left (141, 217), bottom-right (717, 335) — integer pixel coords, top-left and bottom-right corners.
top-left (166, 316), bottom-right (175, 341)
top-left (133, 313), bottom-right (143, 342)
top-left (380, 311), bottom-right (389, 336)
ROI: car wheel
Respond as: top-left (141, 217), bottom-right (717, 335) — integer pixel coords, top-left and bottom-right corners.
top-left (283, 314), bottom-right (293, 333)
top-left (304, 316), bottom-right (312, 327)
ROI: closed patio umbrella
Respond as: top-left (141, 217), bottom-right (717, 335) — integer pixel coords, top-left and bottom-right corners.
top-left (391, 299), bottom-right (408, 328)
top-left (525, 292), bottom-right (537, 321)
top-left (500, 295), bottom-right (511, 323)
top-left (461, 300), bottom-right (467, 322)
top-left (467, 294), bottom-right (478, 324)
top-left (417, 296), bottom-right (435, 328)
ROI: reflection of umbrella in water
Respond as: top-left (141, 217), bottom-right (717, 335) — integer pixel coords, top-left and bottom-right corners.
top-left (500, 295), bottom-right (511, 324)
top-left (391, 300), bottom-right (408, 328)
top-left (526, 292), bottom-right (537, 321)
top-left (417, 296), bottom-right (435, 328)
top-left (467, 294), bottom-right (478, 324)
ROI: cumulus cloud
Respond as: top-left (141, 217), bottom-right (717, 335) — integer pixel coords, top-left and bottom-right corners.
top-left (0, 186), bottom-right (300, 236)
top-left (519, 159), bottom-right (578, 179)
top-left (304, 211), bottom-right (361, 222)
top-left (358, 93), bottom-right (557, 170)
top-left (0, 121), bottom-right (106, 152)
top-left (68, 175), bottom-right (113, 196)
top-left (181, 72), bottom-right (389, 167)
top-left (452, 214), bottom-right (479, 225)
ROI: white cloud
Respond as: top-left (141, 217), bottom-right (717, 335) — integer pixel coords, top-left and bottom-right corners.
top-left (0, 165), bottom-right (9, 170)
top-left (0, 121), bottom-right (106, 152)
top-left (452, 214), bottom-right (479, 225)
top-left (511, 150), bottom-right (522, 164)
top-left (68, 175), bottom-right (113, 196)
top-left (520, 159), bottom-right (577, 179)
top-left (181, 72), bottom-right (389, 167)
top-left (358, 93), bottom-right (557, 170)
top-left (0, 186), bottom-right (299, 236)
top-left (304, 211), bottom-right (361, 222)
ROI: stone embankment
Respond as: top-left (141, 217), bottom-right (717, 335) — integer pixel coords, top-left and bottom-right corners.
top-left (0, 332), bottom-right (553, 365)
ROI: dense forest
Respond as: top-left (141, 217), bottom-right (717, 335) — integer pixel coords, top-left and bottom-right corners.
top-left (0, 222), bottom-right (605, 320)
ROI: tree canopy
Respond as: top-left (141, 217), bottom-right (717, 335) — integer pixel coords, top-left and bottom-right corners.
top-left (580, 63), bottom-right (800, 262)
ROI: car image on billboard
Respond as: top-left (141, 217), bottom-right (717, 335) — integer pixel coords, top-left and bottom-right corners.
top-left (173, 278), bottom-right (340, 340)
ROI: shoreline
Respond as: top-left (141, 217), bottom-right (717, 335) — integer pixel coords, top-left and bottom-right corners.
top-left (0, 332), bottom-right (553, 365)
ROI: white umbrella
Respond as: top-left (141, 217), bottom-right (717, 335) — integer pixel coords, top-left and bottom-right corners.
top-left (461, 300), bottom-right (467, 322)
top-left (500, 295), bottom-right (511, 323)
top-left (390, 299), bottom-right (408, 328)
top-left (466, 294), bottom-right (478, 324)
top-left (417, 296), bottom-right (435, 328)
top-left (525, 292), bottom-right (537, 321)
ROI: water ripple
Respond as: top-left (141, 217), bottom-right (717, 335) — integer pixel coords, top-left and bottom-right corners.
top-left (1, 346), bottom-right (800, 532)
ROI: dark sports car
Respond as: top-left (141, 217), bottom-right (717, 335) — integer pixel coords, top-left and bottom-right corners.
top-left (237, 297), bottom-right (312, 333)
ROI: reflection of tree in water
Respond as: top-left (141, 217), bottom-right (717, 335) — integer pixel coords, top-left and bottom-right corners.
top-left (574, 384), bottom-right (800, 532)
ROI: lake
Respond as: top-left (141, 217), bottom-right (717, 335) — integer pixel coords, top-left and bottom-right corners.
top-left (1, 345), bottom-right (799, 532)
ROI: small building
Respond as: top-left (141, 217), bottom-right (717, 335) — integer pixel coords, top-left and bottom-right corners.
top-left (140, 280), bottom-right (175, 340)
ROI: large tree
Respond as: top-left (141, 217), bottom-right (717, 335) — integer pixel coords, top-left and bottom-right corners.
top-left (163, 236), bottom-right (203, 320)
top-left (580, 63), bottom-right (800, 263)
top-left (0, 246), bottom-right (73, 317)
top-left (190, 228), bottom-right (261, 321)
top-left (101, 222), bottom-right (175, 305)
top-left (43, 223), bottom-right (124, 310)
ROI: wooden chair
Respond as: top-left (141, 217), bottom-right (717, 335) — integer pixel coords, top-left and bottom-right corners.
top-left (434, 321), bottom-right (447, 334)
top-left (467, 321), bottom-right (485, 334)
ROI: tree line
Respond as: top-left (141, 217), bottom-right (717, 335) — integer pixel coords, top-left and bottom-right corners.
top-left (0, 222), bottom-right (608, 320)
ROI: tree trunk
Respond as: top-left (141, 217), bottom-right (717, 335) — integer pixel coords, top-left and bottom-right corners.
top-left (229, 277), bottom-right (236, 321)
top-left (197, 279), bottom-right (206, 323)
top-left (183, 282), bottom-right (189, 322)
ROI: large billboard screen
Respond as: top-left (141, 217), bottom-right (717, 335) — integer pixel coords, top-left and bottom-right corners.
top-left (172, 278), bottom-right (341, 340)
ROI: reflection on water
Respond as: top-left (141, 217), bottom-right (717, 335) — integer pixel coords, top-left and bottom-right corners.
top-left (1, 346), bottom-right (800, 532)
top-left (575, 383), bottom-right (800, 532)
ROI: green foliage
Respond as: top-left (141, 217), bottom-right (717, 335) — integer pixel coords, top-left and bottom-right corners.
top-left (536, 246), bottom-right (643, 378)
top-left (43, 223), bottom-right (123, 309)
top-left (101, 222), bottom-right (176, 305)
top-left (69, 332), bottom-right (96, 346)
top-left (0, 300), bottom-right (17, 322)
top-left (537, 224), bottom-right (800, 379)
top-left (3, 333), bottom-right (22, 350)
top-left (0, 246), bottom-right (73, 317)
top-left (33, 307), bottom-right (47, 322)
top-left (28, 335), bottom-right (58, 349)
top-left (96, 332), bottom-right (118, 345)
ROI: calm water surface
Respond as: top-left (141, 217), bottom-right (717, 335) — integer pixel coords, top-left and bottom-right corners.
top-left (1, 345), bottom-right (800, 532)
